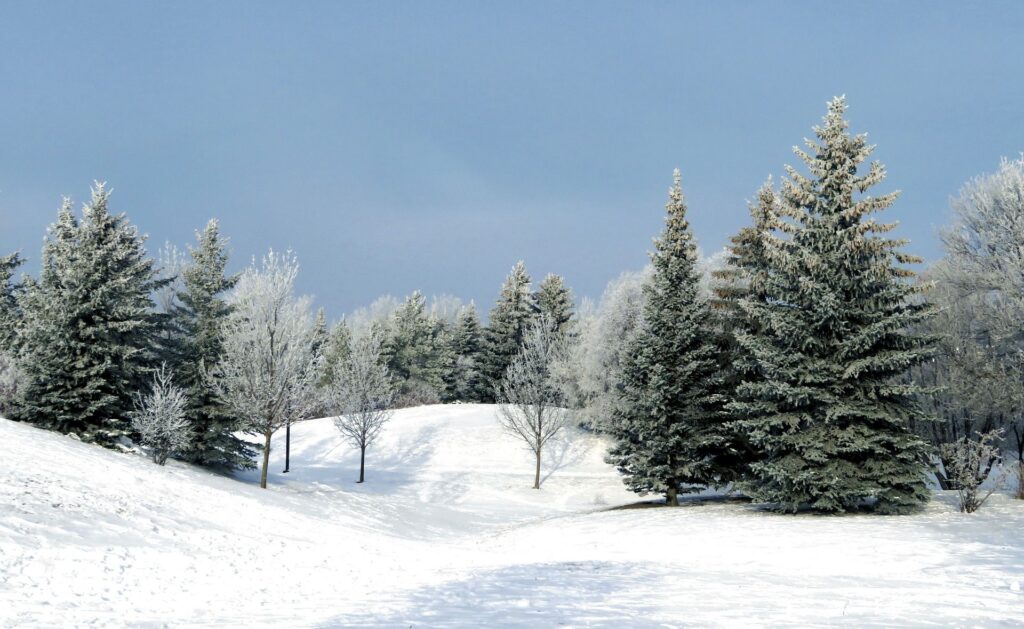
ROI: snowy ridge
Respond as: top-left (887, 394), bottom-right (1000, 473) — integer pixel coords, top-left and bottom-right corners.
top-left (2, 405), bottom-right (1023, 627)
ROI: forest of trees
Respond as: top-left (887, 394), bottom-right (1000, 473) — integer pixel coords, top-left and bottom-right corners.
top-left (1, 96), bottom-right (1022, 512)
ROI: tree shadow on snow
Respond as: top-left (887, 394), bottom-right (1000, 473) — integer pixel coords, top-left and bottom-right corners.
top-left (321, 561), bottom-right (671, 628)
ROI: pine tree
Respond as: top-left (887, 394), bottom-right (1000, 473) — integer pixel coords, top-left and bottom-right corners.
top-left (17, 185), bottom-right (164, 445)
top-left (382, 291), bottom-right (447, 405)
top-left (607, 170), bottom-right (732, 506)
top-left (175, 219), bottom-right (254, 469)
top-left (733, 97), bottom-right (933, 514)
top-left (481, 261), bottom-right (538, 400)
top-left (535, 274), bottom-right (575, 336)
top-left (0, 252), bottom-right (23, 350)
top-left (447, 302), bottom-right (485, 402)
top-left (321, 318), bottom-right (353, 387)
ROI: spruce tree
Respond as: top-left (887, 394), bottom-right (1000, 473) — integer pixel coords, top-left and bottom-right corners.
top-left (733, 97), bottom-right (933, 514)
top-left (607, 170), bottom-right (732, 506)
top-left (17, 185), bottom-right (164, 444)
top-left (535, 274), bottom-right (575, 336)
top-left (447, 302), bottom-right (485, 402)
top-left (382, 291), bottom-right (447, 405)
top-left (481, 261), bottom-right (538, 400)
top-left (321, 318), bottom-right (353, 387)
top-left (0, 252), bottom-right (23, 349)
top-left (175, 219), bottom-right (254, 469)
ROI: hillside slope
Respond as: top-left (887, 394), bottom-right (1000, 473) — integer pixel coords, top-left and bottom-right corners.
top-left (1, 404), bottom-right (1022, 627)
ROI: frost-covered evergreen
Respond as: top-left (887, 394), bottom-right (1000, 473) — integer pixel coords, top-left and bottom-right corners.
top-left (321, 318), bottom-right (353, 387)
top-left (175, 220), bottom-right (254, 470)
top-left (535, 274), bottom-right (574, 336)
top-left (607, 170), bottom-right (732, 506)
top-left (0, 252), bottom-right (23, 350)
top-left (446, 302), bottom-right (486, 402)
top-left (733, 97), bottom-right (933, 514)
top-left (381, 291), bottom-right (448, 406)
top-left (481, 261), bottom-right (538, 401)
top-left (16, 186), bottom-right (164, 445)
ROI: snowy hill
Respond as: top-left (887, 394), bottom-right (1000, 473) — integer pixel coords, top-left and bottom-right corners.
top-left (2, 404), bottom-right (1023, 627)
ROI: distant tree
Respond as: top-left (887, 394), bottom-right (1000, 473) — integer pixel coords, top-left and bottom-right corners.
top-left (175, 220), bottom-right (254, 470)
top-left (569, 269), bottom-right (648, 431)
top-left (481, 261), bottom-right (538, 401)
top-left (497, 316), bottom-right (570, 489)
top-left (321, 318), bottom-right (353, 387)
top-left (214, 250), bottom-right (324, 488)
top-left (381, 291), bottom-right (448, 406)
top-left (535, 274), bottom-right (574, 336)
top-left (732, 97), bottom-right (934, 513)
top-left (329, 331), bottom-right (394, 483)
top-left (0, 252), bottom-right (24, 351)
top-left (131, 365), bottom-right (192, 465)
top-left (446, 303), bottom-right (486, 402)
top-left (938, 156), bottom-right (1024, 498)
top-left (16, 185), bottom-right (165, 445)
top-left (606, 170), bottom-right (730, 506)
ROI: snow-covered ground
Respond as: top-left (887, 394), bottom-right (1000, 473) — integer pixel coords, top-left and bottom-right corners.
top-left (1, 404), bottom-right (1022, 627)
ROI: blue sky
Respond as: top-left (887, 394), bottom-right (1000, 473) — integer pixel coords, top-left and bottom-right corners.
top-left (1, 1), bottom-right (1022, 318)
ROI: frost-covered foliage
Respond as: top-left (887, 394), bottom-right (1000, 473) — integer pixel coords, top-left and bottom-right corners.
top-left (329, 332), bottom-right (394, 483)
top-left (606, 170), bottom-right (733, 506)
top-left (938, 155), bottom-right (1024, 485)
top-left (0, 351), bottom-right (23, 417)
top-left (732, 98), bottom-right (934, 514)
top-left (130, 365), bottom-right (191, 465)
top-left (378, 291), bottom-right (451, 407)
top-left (348, 295), bottom-right (401, 340)
top-left (940, 430), bottom-right (1006, 513)
top-left (174, 220), bottom-right (254, 470)
top-left (446, 302), bottom-right (486, 402)
top-left (16, 185), bottom-right (165, 445)
top-left (497, 316), bottom-right (570, 489)
top-left (535, 274), bottom-right (575, 336)
top-left (214, 249), bottom-right (324, 488)
top-left (481, 261), bottom-right (539, 401)
top-left (568, 269), bottom-right (649, 430)
top-left (0, 252), bottom-right (23, 351)
top-left (154, 242), bottom-right (188, 316)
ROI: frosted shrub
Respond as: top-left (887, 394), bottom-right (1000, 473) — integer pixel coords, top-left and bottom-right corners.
top-left (940, 429), bottom-right (1006, 513)
top-left (131, 365), bottom-right (191, 465)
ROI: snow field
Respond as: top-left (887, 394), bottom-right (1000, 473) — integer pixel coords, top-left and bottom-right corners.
top-left (1, 404), bottom-right (1022, 627)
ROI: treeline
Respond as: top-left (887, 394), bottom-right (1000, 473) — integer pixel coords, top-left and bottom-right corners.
top-left (1, 96), bottom-right (1022, 513)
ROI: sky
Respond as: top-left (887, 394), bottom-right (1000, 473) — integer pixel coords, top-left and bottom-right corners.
top-left (1, 1), bottom-right (1022, 319)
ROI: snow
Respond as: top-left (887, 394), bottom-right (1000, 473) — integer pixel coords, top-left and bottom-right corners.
top-left (2, 404), bottom-right (1022, 626)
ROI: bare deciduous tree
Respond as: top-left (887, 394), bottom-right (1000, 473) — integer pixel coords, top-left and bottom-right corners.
top-left (131, 365), bottom-right (191, 465)
top-left (938, 156), bottom-right (1024, 496)
top-left (214, 250), bottom-right (324, 488)
top-left (940, 429), bottom-right (1007, 513)
top-left (497, 316), bottom-right (570, 489)
top-left (329, 332), bottom-right (394, 483)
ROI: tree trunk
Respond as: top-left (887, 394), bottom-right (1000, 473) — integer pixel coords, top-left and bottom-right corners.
top-left (358, 444), bottom-right (366, 483)
top-left (533, 448), bottom-right (541, 489)
top-left (260, 432), bottom-right (272, 489)
top-left (283, 418), bottom-right (291, 473)
top-left (666, 485), bottom-right (679, 507)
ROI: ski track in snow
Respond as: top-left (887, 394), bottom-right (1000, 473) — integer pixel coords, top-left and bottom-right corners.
top-left (1, 403), bottom-right (1022, 627)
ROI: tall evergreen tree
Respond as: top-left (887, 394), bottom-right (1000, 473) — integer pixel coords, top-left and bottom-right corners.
top-left (446, 302), bottom-right (485, 402)
top-left (481, 261), bottom-right (538, 400)
top-left (535, 274), bottom-right (575, 336)
top-left (175, 219), bottom-right (254, 469)
top-left (17, 185), bottom-right (164, 444)
top-left (0, 252), bottom-right (24, 350)
top-left (607, 170), bottom-right (733, 506)
top-left (382, 291), bottom-right (447, 405)
top-left (321, 318), bottom-right (353, 387)
top-left (733, 97), bottom-right (933, 514)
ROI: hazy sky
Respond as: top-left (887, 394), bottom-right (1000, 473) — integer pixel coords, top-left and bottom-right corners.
top-left (2, 1), bottom-right (1022, 318)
